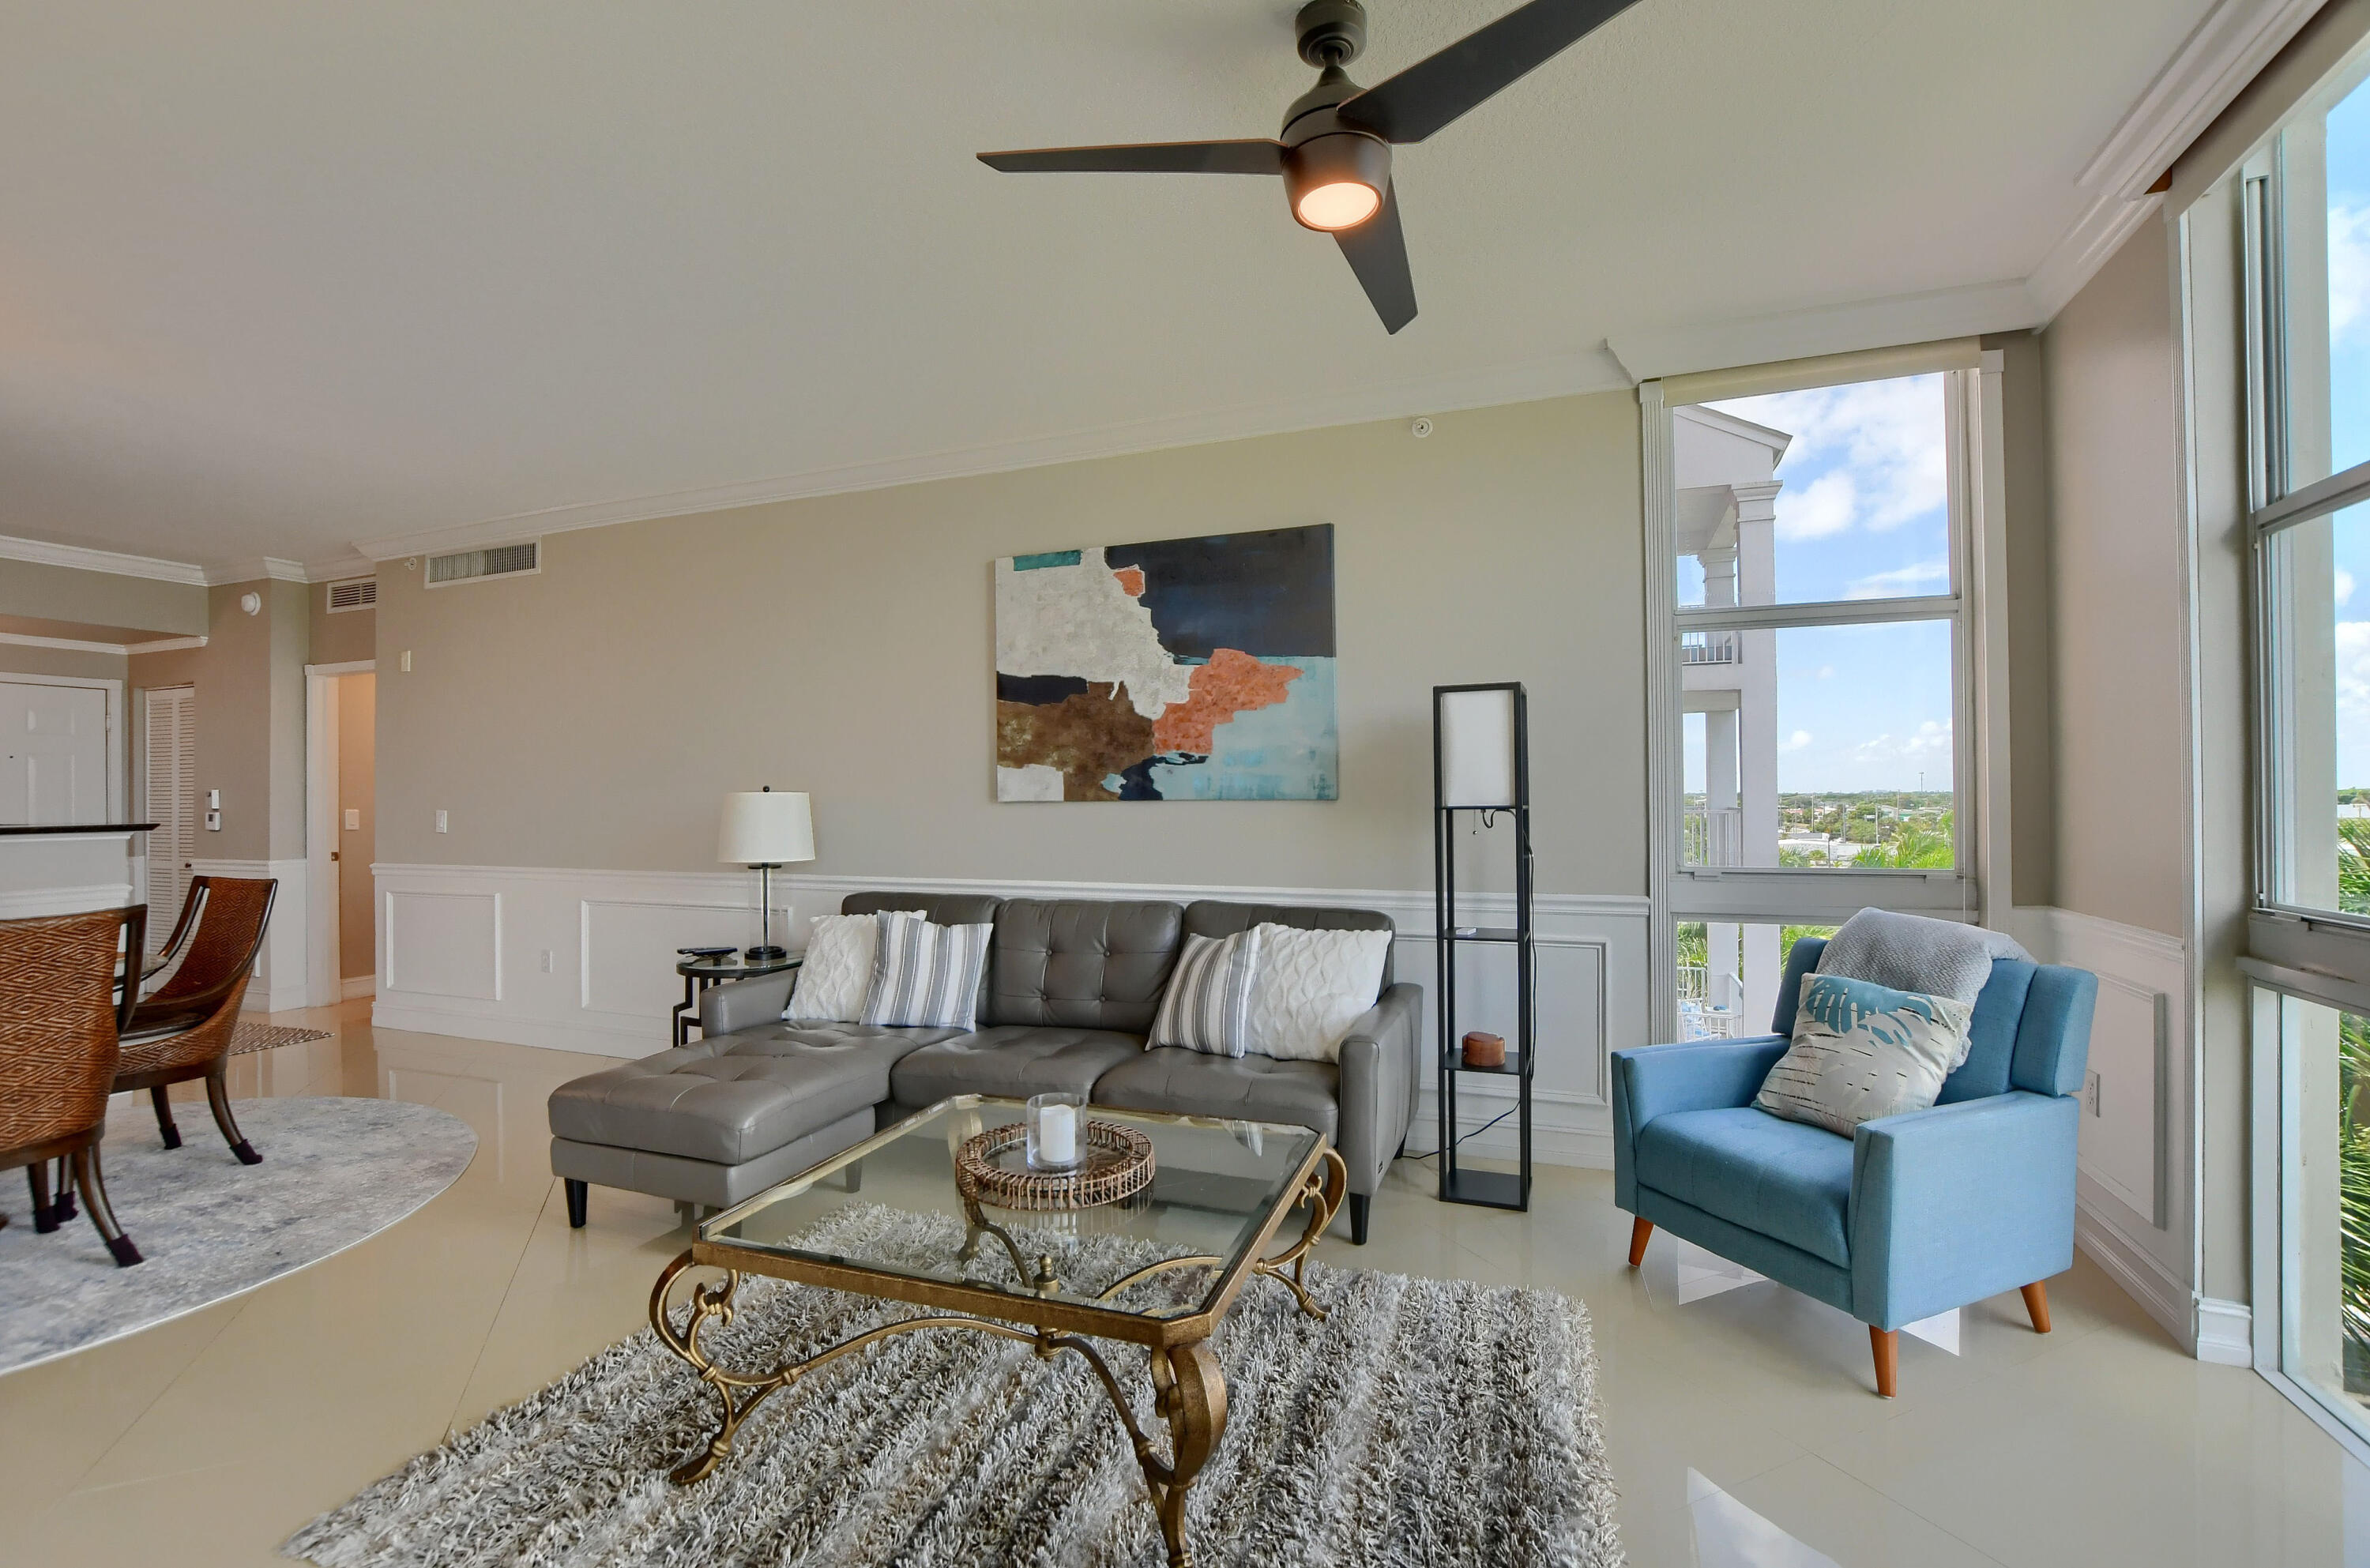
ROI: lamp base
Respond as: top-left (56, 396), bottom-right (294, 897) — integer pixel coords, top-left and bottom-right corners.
top-left (743, 944), bottom-right (788, 963)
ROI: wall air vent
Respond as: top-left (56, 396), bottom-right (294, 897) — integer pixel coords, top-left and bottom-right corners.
top-left (325, 577), bottom-right (378, 612)
top-left (423, 540), bottom-right (540, 588)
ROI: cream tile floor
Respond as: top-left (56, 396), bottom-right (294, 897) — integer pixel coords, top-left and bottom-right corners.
top-left (4, 998), bottom-right (2366, 1567)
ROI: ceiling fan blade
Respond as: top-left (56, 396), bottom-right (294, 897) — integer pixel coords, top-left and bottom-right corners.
top-left (978, 140), bottom-right (1285, 175)
top-left (1336, 183), bottom-right (1416, 333)
top-left (1334, 0), bottom-right (1646, 144)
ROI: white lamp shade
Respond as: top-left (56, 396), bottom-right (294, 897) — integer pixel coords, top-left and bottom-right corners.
top-left (717, 791), bottom-right (814, 865)
top-left (1439, 689), bottom-right (1518, 808)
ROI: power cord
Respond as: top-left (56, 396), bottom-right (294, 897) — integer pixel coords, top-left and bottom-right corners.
top-left (1400, 1104), bottom-right (1518, 1160)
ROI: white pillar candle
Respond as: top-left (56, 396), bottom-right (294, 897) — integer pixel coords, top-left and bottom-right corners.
top-left (1039, 1103), bottom-right (1078, 1165)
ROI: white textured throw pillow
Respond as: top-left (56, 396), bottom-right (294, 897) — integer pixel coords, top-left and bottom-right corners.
top-left (1149, 928), bottom-right (1266, 1057)
top-left (1755, 972), bottom-right (1972, 1137)
top-left (1247, 923), bottom-right (1392, 1062)
top-left (784, 911), bottom-right (922, 1023)
top-left (860, 911), bottom-right (993, 1031)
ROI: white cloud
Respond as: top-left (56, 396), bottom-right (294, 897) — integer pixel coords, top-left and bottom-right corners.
top-left (1817, 665), bottom-right (1834, 680)
top-left (1773, 471), bottom-right (1855, 541)
top-left (1780, 729), bottom-right (1812, 752)
top-left (2340, 567), bottom-right (2357, 607)
top-left (1849, 719), bottom-right (1953, 766)
top-left (1845, 559), bottom-right (1951, 599)
top-left (2333, 204), bottom-right (2370, 345)
top-left (1711, 374), bottom-right (1947, 539)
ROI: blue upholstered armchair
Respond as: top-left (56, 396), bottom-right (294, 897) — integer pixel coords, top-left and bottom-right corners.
top-left (1612, 937), bottom-right (2098, 1397)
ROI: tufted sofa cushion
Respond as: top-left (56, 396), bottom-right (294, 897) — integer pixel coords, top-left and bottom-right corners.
top-left (890, 1025), bottom-right (1149, 1107)
top-left (547, 1021), bottom-right (962, 1165)
top-left (1093, 1047), bottom-right (1341, 1141)
top-left (1183, 900), bottom-right (1395, 989)
top-left (984, 899), bottom-right (1183, 1032)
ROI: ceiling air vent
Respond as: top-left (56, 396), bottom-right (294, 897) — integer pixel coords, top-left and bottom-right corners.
top-left (325, 577), bottom-right (377, 612)
top-left (423, 540), bottom-right (540, 588)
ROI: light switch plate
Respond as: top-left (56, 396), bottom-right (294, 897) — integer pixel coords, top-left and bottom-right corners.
top-left (2085, 1070), bottom-right (2101, 1117)
top-left (204, 810), bottom-right (221, 832)
top-left (344, 807), bottom-right (361, 831)
top-left (434, 809), bottom-right (448, 833)
top-left (206, 788), bottom-right (220, 809)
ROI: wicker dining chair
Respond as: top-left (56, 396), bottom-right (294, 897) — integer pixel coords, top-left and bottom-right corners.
top-left (1, 905), bottom-right (149, 1265)
top-left (112, 876), bottom-right (277, 1165)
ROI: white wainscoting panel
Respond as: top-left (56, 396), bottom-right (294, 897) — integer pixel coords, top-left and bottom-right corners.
top-left (2019, 903), bottom-right (2195, 1352)
top-left (384, 889), bottom-right (502, 1002)
top-left (368, 863), bottom-right (1654, 1166)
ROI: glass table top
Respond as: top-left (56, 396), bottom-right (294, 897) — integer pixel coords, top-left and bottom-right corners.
top-left (701, 1096), bottom-right (1322, 1322)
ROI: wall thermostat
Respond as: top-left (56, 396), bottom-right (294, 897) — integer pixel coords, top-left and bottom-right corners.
top-left (1410, 416), bottom-right (1433, 438)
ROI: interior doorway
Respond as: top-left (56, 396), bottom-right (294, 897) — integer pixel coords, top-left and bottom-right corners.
top-left (305, 660), bottom-right (375, 1007)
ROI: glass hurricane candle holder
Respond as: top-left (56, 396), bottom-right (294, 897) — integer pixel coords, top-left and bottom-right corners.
top-left (1026, 1091), bottom-right (1085, 1171)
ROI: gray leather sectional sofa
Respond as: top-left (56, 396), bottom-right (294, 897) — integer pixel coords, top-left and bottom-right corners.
top-left (546, 893), bottom-right (1423, 1243)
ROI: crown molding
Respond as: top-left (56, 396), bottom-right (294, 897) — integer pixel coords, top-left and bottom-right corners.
top-left (2029, 188), bottom-right (2169, 321)
top-left (1604, 280), bottom-right (2041, 385)
top-left (2078, 0), bottom-right (2327, 202)
top-left (0, 630), bottom-right (206, 656)
top-left (304, 552), bottom-right (379, 583)
top-left (201, 556), bottom-right (310, 586)
top-left (0, 532), bottom-right (206, 587)
top-left (350, 348), bottom-right (1631, 559)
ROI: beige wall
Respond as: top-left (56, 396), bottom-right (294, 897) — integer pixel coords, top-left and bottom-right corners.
top-left (377, 394), bottom-right (1646, 895)
top-left (2041, 227), bottom-right (2187, 938)
top-left (0, 645), bottom-right (127, 684)
top-left (129, 580), bottom-right (310, 861)
top-left (0, 558), bottom-right (205, 637)
top-left (336, 672), bottom-right (375, 979)
top-left (1987, 331), bottom-right (2057, 908)
top-left (308, 585), bottom-right (376, 667)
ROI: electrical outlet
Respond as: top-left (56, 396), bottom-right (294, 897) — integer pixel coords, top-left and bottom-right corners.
top-left (539, 949), bottom-right (554, 974)
top-left (434, 809), bottom-right (448, 833)
top-left (204, 810), bottom-right (220, 832)
top-left (206, 788), bottom-right (220, 809)
top-left (401, 649), bottom-right (412, 672)
top-left (2085, 1070), bottom-right (2101, 1117)
top-left (344, 807), bottom-right (360, 831)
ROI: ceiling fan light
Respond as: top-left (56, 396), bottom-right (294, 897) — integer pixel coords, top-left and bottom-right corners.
top-left (1296, 180), bottom-right (1382, 230)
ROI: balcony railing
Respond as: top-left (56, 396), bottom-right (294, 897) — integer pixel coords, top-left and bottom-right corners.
top-left (1683, 807), bottom-right (1743, 867)
top-left (1681, 630), bottom-right (1740, 665)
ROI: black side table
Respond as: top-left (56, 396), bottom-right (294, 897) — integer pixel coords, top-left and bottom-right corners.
top-left (673, 953), bottom-right (800, 1047)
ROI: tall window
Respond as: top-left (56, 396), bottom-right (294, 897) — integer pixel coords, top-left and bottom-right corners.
top-left (2241, 44), bottom-right (2370, 1454)
top-left (1647, 348), bottom-right (1997, 1042)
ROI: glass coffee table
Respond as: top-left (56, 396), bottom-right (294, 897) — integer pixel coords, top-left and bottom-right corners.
top-left (648, 1094), bottom-right (1345, 1567)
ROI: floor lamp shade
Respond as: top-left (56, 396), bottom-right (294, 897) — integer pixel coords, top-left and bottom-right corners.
top-left (1437, 687), bottom-right (1520, 809)
top-left (717, 790), bottom-right (814, 866)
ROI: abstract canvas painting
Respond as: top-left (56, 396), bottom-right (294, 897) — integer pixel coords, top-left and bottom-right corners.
top-left (995, 524), bottom-right (1337, 801)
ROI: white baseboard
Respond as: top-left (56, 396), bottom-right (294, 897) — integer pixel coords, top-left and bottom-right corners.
top-left (2194, 1296), bottom-right (2254, 1366)
top-left (367, 861), bottom-right (1654, 1167)
top-left (340, 975), bottom-right (377, 1001)
top-left (2075, 1198), bottom-right (2193, 1349)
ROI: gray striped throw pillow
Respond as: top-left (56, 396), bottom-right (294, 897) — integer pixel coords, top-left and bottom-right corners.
top-left (1149, 928), bottom-right (1265, 1056)
top-left (858, 911), bottom-right (993, 1031)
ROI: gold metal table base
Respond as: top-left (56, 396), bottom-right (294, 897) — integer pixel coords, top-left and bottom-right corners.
top-left (649, 1145), bottom-right (1347, 1568)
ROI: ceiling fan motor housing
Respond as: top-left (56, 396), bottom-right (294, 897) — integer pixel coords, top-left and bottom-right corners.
top-left (1281, 126), bottom-right (1392, 231)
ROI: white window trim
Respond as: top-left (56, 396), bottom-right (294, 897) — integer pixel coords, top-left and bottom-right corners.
top-left (1638, 344), bottom-right (2015, 1040)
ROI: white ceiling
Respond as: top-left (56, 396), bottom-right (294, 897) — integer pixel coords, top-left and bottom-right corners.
top-left (0, 0), bottom-right (2244, 573)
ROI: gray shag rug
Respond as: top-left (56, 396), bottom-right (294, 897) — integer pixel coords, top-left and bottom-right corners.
top-left (0, 1096), bottom-right (476, 1377)
top-left (284, 1205), bottom-right (1623, 1567)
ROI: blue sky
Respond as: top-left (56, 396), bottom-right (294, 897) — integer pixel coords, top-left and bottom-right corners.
top-left (2322, 73), bottom-right (2370, 788)
top-left (1687, 373), bottom-right (1957, 794)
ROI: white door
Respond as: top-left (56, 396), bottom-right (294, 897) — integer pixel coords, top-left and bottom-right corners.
top-left (144, 686), bottom-right (197, 947)
top-left (0, 679), bottom-right (110, 825)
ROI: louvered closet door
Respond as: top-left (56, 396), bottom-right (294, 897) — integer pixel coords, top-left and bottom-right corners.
top-left (144, 686), bottom-right (196, 950)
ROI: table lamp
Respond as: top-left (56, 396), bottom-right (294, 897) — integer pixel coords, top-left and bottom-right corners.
top-left (717, 787), bottom-right (814, 961)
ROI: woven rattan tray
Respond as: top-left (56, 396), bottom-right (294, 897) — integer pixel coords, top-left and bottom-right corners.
top-left (954, 1120), bottom-right (1155, 1212)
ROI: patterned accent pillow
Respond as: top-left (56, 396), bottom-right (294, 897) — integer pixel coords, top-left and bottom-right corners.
top-left (784, 912), bottom-right (923, 1023)
top-left (858, 912), bottom-right (993, 1031)
top-left (1754, 972), bottom-right (1973, 1137)
top-left (1247, 924), bottom-right (1392, 1062)
top-left (1149, 928), bottom-right (1266, 1057)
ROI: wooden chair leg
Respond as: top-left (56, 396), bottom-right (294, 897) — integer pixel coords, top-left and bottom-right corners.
top-left (2020, 1280), bottom-right (2052, 1334)
top-left (204, 1069), bottom-right (262, 1164)
top-left (51, 1155), bottom-right (76, 1221)
top-left (72, 1144), bottom-right (141, 1267)
top-left (151, 1085), bottom-right (182, 1149)
top-left (27, 1161), bottom-right (56, 1234)
top-left (1627, 1216), bottom-right (1653, 1268)
top-left (1870, 1326), bottom-right (1899, 1398)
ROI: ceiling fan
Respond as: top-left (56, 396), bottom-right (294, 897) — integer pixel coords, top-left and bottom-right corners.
top-left (979, 0), bottom-right (1646, 334)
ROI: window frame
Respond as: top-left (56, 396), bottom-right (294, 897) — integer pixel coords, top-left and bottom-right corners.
top-left (1638, 342), bottom-right (2014, 1040)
